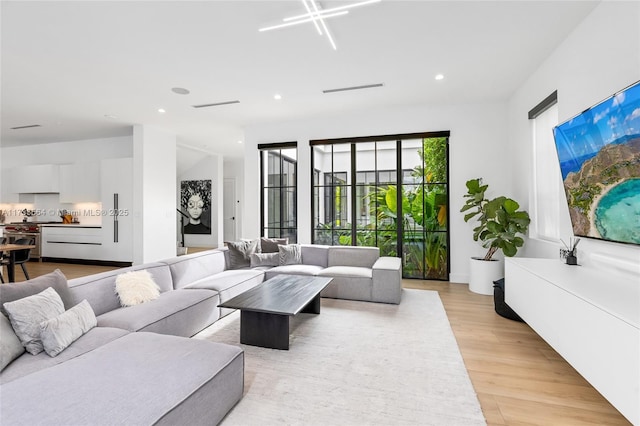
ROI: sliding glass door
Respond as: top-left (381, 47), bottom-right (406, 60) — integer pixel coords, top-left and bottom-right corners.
top-left (311, 133), bottom-right (449, 280)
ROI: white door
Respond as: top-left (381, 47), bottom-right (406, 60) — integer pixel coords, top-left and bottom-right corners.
top-left (223, 178), bottom-right (236, 242)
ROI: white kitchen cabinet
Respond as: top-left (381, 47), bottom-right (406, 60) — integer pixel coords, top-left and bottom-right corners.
top-left (41, 226), bottom-right (103, 260)
top-left (100, 158), bottom-right (133, 262)
top-left (59, 162), bottom-right (100, 203)
top-left (0, 169), bottom-right (19, 203)
top-left (10, 164), bottom-right (60, 193)
top-left (505, 258), bottom-right (639, 425)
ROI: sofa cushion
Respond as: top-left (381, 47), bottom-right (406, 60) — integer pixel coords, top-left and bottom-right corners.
top-left (301, 244), bottom-right (329, 267)
top-left (185, 269), bottom-right (263, 293)
top-left (320, 276), bottom-right (373, 302)
top-left (185, 269), bottom-right (264, 318)
top-left (0, 314), bottom-right (24, 372)
top-left (260, 237), bottom-right (288, 253)
top-left (0, 332), bottom-right (244, 426)
top-left (317, 266), bottom-right (373, 279)
top-left (0, 269), bottom-right (74, 316)
top-left (3, 287), bottom-right (65, 355)
top-left (0, 327), bottom-right (129, 385)
top-left (161, 250), bottom-right (226, 289)
top-left (115, 270), bottom-right (161, 307)
top-left (97, 289), bottom-right (220, 337)
top-left (250, 252), bottom-right (279, 267)
top-left (40, 300), bottom-right (97, 358)
top-left (279, 244), bottom-right (302, 265)
top-left (327, 246), bottom-right (379, 268)
top-left (265, 264), bottom-right (324, 280)
top-left (67, 263), bottom-right (173, 317)
top-left (227, 239), bottom-right (260, 269)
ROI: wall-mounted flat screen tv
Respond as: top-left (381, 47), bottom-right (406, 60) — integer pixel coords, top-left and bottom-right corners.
top-left (553, 80), bottom-right (640, 246)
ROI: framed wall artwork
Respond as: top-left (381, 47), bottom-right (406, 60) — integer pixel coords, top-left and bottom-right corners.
top-left (180, 179), bottom-right (212, 234)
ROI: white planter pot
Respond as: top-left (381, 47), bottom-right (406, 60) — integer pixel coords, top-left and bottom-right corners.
top-left (469, 257), bottom-right (504, 295)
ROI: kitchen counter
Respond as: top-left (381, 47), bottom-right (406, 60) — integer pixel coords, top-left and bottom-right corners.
top-left (39, 224), bottom-right (102, 228)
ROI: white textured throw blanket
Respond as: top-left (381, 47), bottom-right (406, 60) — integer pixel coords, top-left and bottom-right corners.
top-left (196, 289), bottom-right (486, 425)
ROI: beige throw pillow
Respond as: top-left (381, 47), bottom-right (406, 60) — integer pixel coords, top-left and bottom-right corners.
top-left (115, 270), bottom-right (161, 307)
top-left (279, 244), bottom-right (302, 265)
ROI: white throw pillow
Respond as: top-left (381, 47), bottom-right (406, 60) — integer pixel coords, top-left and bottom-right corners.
top-left (40, 300), bottom-right (97, 357)
top-left (115, 270), bottom-right (161, 307)
top-left (2, 287), bottom-right (65, 355)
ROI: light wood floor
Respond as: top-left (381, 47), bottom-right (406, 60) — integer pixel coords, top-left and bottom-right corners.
top-left (7, 261), bottom-right (631, 425)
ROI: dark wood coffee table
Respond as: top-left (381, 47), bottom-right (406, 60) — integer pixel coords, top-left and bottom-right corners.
top-left (218, 274), bottom-right (333, 350)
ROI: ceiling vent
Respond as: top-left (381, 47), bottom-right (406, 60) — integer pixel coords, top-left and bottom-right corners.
top-left (322, 83), bottom-right (384, 94)
top-left (10, 124), bottom-right (41, 130)
top-left (192, 100), bottom-right (240, 109)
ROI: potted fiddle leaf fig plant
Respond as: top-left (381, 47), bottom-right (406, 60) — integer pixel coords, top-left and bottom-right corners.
top-left (460, 178), bottom-right (531, 294)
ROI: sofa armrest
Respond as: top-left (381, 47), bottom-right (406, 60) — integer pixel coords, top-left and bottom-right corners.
top-left (372, 256), bottom-right (402, 304)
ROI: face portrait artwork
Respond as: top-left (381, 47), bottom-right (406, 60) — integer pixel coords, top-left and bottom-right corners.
top-left (181, 180), bottom-right (212, 234)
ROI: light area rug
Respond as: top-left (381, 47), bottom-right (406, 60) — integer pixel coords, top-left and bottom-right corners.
top-left (195, 289), bottom-right (486, 426)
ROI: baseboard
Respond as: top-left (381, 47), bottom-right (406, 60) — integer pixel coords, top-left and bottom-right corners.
top-left (41, 257), bottom-right (132, 268)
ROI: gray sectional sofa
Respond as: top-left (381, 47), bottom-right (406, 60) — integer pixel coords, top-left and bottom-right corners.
top-left (254, 244), bottom-right (402, 304)
top-left (0, 243), bottom-right (402, 425)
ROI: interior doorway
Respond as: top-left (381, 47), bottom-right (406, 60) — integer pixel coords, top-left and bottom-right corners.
top-left (223, 178), bottom-right (237, 242)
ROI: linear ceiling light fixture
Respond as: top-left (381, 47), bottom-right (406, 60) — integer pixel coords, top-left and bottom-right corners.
top-left (192, 100), bottom-right (240, 109)
top-left (259, 0), bottom-right (381, 50)
top-left (10, 124), bottom-right (41, 130)
top-left (323, 83), bottom-right (384, 93)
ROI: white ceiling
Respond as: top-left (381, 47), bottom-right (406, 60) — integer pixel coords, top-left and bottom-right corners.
top-left (1, 0), bottom-right (599, 158)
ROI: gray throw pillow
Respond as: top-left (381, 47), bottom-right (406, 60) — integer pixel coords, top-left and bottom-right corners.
top-left (0, 269), bottom-right (73, 316)
top-left (260, 237), bottom-right (288, 253)
top-left (279, 244), bottom-right (302, 265)
top-left (3, 287), bottom-right (65, 355)
top-left (250, 252), bottom-right (280, 268)
top-left (40, 300), bottom-right (97, 357)
top-left (0, 314), bottom-right (25, 371)
top-left (227, 239), bottom-right (260, 269)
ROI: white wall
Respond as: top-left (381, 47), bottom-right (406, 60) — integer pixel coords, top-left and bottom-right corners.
top-left (508, 1), bottom-right (640, 274)
top-left (0, 136), bottom-right (132, 168)
top-left (178, 154), bottom-right (223, 248)
top-left (133, 125), bottom-right (177, 264)
top-left (243, 102), bottom-right (509, 283)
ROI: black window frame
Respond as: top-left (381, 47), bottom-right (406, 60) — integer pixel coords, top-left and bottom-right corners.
top-left (258, 142), bottom-right (298, 243)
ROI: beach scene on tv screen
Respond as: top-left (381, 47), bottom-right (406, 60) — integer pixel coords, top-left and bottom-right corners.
top-left (553, 81), bottom-right (640, 245)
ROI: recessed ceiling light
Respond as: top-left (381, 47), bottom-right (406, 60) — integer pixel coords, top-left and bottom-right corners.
top-left (274, 94), bottom-right (282, 100)
top-left (171, 87), bottom-right (190, 95)
top-left (158, 108), bottom-right (166, 113)
top-left (323, 83), bottom-right (384, 93)
top-left (104, 114), bottom-right (117, 119)
top-left (237, 140), bottom-right (243, 144)
top-left (435, 74), bottom-right (444, 81)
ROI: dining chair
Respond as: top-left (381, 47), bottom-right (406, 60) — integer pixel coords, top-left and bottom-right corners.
top-left (0, 237), bottom-right (34, 283)
top-left (0, 237), bottom-right (5, 283)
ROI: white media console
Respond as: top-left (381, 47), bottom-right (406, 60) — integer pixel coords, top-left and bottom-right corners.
top-left (505, 258), bottom-right (639, 425)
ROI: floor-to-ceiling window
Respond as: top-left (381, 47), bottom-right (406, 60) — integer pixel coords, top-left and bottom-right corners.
top-left (259, 142), bottom-right (297, 242)
top-left (311, 132), bottom-right (449, 280)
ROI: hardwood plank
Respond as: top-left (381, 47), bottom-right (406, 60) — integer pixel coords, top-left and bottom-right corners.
top-left (405, 279), bottom-right (630, 425)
